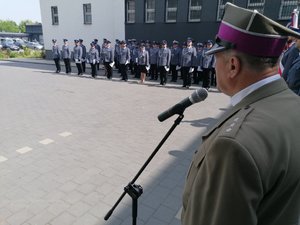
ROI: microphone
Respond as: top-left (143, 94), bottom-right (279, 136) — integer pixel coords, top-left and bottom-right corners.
top-left (158, 88), bottom-right (208, 122)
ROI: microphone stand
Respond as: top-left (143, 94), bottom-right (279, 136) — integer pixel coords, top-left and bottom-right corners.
top-left (104, 114), bottom-right (184, 225)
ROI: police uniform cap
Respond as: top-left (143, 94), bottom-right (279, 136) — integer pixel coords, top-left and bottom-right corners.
top-left (173, 40), bottom-right (179, 45)
top-left (187, 37), bottom-right (193, 42)
top-left (161, 40), bottom-right (167, 45)
top-left (52, 39), bottom-right (57, 43)
top-left (197, 42), bottom-right (204, 47)
top-left (74, 39), bottom-right (79, 43)
top-left (94, 39), bottom-right (98, 42)
top-left (63, 39), bottom-right (68, 42)
top-left (79, 39), bottom-right (83, 42)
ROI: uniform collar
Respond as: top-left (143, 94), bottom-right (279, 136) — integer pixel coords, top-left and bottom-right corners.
top-left (203, 78), bottom-right (288, 139)
top-left (231, 74), bottom-right (281, 106)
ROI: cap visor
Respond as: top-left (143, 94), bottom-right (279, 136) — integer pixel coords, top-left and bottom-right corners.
top-left (205, 44), bottom-right (227, 55)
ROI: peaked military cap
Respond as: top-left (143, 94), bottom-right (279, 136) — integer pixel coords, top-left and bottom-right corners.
top-left (74, 39), bottom-right (79, 43)
top-left (79, 39), bottom-right (83, 42)
top-left (52, 39), bottom-right (57, 43)
top-left (63, 39), bottom-right (68, 42)
top-left (173, 40), bottom-right (179, 44)
top-left (161, 40), bottom-right (167, 45)
top-left (206, 3), bottom-right (300, 57)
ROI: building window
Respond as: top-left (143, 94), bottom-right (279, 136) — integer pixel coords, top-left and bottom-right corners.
top-left (217, 0), bottom-right (234, 21)
top-left (247, 0), bottom-right (265, 14)
top-left (145, 0), bottom-right (155, 23)
top-left (279, 0), bottom-right (299, 20)
top-left (83, 4), bottom-right (92, 24)
top-left (51, 6), bottom-right (59, 25)
top-left (188, 0), bottom-right (202, 22)
top-left (166, 0), bottom-right (178, 23)
top-left (126, 0), bottom-right (136, 23)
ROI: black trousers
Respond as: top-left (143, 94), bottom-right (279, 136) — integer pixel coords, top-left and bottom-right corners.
top-left (53, 58), bottom-right (61, 72)
top-left (170, 64), bottom-right (178, 81)
top-left (182, 67), bottom-right (192, 87)
top-left (159, 66), bottom-right (167, 85)
top-left (76, 62), bottom-right (83, 75)
top-left (149, 64), bottom-right (158, 80)
top-left (104, 62), bottom-right (113, 79)
top-left (202, 68), bottom-right (212, 88)
top-left (119, 64), bottom-right (128, 80)
top-left (90, 63), bottom-right (97, 77)
top-left (63, 58), bottom-right (71, 73)
top-left (82, 59), bottom-right (86, 73)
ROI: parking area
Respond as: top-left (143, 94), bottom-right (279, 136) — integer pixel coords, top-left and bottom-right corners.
top-left (0, 60), bottom-right (229, 225)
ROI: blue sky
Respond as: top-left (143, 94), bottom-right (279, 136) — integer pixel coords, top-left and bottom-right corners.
top-left (0, 0), bottom-right (41, 24)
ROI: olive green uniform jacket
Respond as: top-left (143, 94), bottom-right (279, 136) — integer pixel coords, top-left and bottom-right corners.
top-left (182, 78), bottom-right (300, 225)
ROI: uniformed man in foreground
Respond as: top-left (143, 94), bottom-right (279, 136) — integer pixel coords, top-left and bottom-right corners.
top-left (182, 3), bottom-right (300, 225)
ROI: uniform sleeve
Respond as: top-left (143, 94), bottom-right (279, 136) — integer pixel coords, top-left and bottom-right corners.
top-left (182, 137), bottom-right (263, 225)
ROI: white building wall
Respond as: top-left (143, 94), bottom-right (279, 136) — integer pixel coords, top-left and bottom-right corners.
top-left (40, 0), bottom-right (125, 53)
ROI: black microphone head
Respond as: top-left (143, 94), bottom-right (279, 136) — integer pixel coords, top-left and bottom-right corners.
top-left (190, 88), bottom-right (208, 103)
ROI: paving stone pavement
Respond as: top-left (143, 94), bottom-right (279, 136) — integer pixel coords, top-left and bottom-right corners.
top-left (0, 59), bottom-right (230, 225)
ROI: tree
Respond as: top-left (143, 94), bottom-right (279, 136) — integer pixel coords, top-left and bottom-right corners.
top-left (19, 20), bottom-right (36, 33)
top-left (0, 20), bottom-right (19, 33)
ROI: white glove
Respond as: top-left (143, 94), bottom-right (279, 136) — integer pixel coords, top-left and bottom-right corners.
top-left (109, 61), bottom-right (115, 68)
top-left (176, 65), bottom-right (181, 70)
top-left (146, 65), bottom-right (150, 71)
top-left (164, 66), bottom-right (170, 72)
top-left (125, 60), bottom-right (130, 65)
top-left (189, 67), bottom-right (194, 73)
top-left (197, 66), bottom-right (203, 71)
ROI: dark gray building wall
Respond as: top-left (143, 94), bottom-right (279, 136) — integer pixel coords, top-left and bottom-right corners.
top-left (125, 0), bottom-right (291, 45)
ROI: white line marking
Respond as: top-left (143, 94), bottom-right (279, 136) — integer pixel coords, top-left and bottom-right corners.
top-left (39, 138), bottom-right (54, 145)
top-left (59, 132), bottom-right (72, 137)
top-left (16, 147), bottom-right (33, 154)
top-left (0, 156), bottom-right (8, 162)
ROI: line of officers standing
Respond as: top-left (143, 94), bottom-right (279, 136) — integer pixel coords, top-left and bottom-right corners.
top-left (51, 37), bottom-right (216, 89)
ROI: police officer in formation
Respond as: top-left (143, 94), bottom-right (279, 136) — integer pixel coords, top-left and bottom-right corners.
top-left (181, 37), bottom-right (197, 88)
top-left (149, 41), bottom-right (159, 80)
top-left (118, 40), bottom-right (131, 81)
top-left (157, 40), bottom-right (171, 85)
top-left (193, 42), bottom-right (204, 85)
top-left (170, 40), bottom-right (181, 82)
top-left (73, 39), bottom-right (83, 75)
top-left (114, 39), bottom-right (121, 72)
top-left (101, 40), bottom-right (114, 79)
top-left (52, 39), bottom-right (61, 73)
top-left (93, 39), bottom-right (101, 71)
top-left (202, 40), bottom-right (215, 89)
top-left (79, 39), bottom-right (87, 73)
top-left (137, 43), bottom-right (149, 84)
top-left (61, 39), bottom-right (71, 74)
top-left (87, 41), bottom-right (100, 78)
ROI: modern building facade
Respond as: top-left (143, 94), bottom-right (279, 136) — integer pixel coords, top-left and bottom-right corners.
top-left (125, 0), bottom-right (300, 44)
top-left (40, 0), bottom-right (125, 58)
top-left (25, 24), bottom-right (43, 44)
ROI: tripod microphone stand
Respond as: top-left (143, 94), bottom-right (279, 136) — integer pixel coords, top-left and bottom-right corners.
top-left (104, 114), bottom-right (184, 225)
